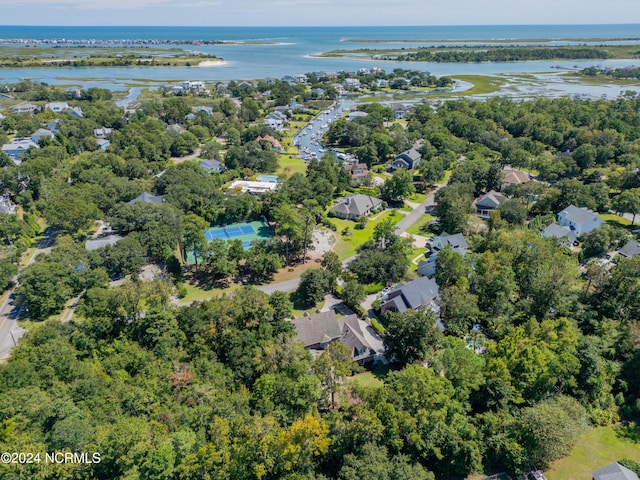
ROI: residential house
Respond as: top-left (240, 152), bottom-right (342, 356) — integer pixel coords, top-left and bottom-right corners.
top-left (69, 106), bottom-right (83, 118)
top-left (375, 79), bottom-right (389, 88)
top-left (381, 276), bottom-right (440, 315)
top-left (256, 135), bottom-right (284, 152)
top-left (229, 180), bottom-right (279, 195)
top-left (2, 139), bottom-right (39, 164)
top-left (501, 166), bottom-right (531, 189)
top-left (46, 120), bottom-right (61, 133)
top-left (473, 190), bottom-right (507, 219)
top-left (330, 194), bottom-right (383, 220)
top-left (418, 232), bottom-right (468, 277)
top-left (192, 106), bottom-right (213, 116)
top-left (370, 66), bottom-right (385, 74)
top-left (557, 204), bottom-right (604, 237)
top-left (392, 148), bottom-right (422, 170)
top-left (198, 159), bottom-right (226, 173)
top-left (291, 311), bottom-right (375, 364)
top-left (96, 139), bottom-right (110, 151)
top-left (45, 101), bottom-right (70, 113)
top-left (12, 103), bottom-right (39, 114)
top-left (85, 234), bottom-right (125, 251)
top-left (592, 463), bottom-right (639, 480)
top-left (343, 78), bottom-right (361, 90)
top-left (392, 104), bottom-right (411, 119)
top-left (542, 223), bottom-right (578, 244)
top-left (127, 192), bottom-right (163, 205)
top-left (264, 110), bottom-right (287, 131)
top-left (31, 128), bottom-right (55, 143)
top-left (618, 239), bottom-right (640, 259)
top-left (342, 162), bottom-right (369, 185)
top-left (281, 75), bottom-right (297, 85)
top-left (182, 81), bottom-right (205, 90)
top-left (310, 87), bottom-right (325, 96)
top-left (0, 196), bottom-right (16, 215)
top-left (94, 128), bottom-right (112, 138)
top-left (294, 74), bottom-right (308, 83)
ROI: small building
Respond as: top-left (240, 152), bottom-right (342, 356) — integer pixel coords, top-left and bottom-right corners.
top-left (127, 192), bottom-right (163, 205)
top-left (31, 128), bottom-right (55, 143)
top-left (12, 103), bottom-right (39, 114)
top-left (256, 135), bottom-right (284, 152)
top-left (392, 104), bottom-right (411, 119)
top-left (618, 239), bottom-right (640, 259)
top-left (69, 106), bottom-right (83, 118)
top-left (502, 166), bottom-right (531, 189)
top-left (45, 102), bottom-right (70, 113)
top-left (473, 190), bottom-right (508, 219)
top-left (342, 162), bottom-right (369, 184)
top-left (392, 148), bottom-right (422, 170)
top-left (343, 78), bottom-right (361, 90)
top-left (192, 106), bottom-right (213, 116)
top-left (557, 204), bottom-right (604, 237)
top-left (381, 276), bottom-right (440, 315)
top-left (291, 311), bottom-right (375, 364)
top-left (542, 223), bottom-right (578, 244)
top-left (96, 139), bottom-right (110, 151)
top-left (94, 127), bottom-right (113, 137)
top-left (330, 194), bottom-right (383, 220)
top-left (46, 120), bottom-right (61, 133)
top-left (85, 234), bottom-right (125, 251)
top-left (229, 180), bottom-right (279, 195)
top-left (375, 78), bottom-right (389, 89)
top-left (592, 462), bottom-right (639, 480)
top-left (198, 159), bottom-right (226, 173)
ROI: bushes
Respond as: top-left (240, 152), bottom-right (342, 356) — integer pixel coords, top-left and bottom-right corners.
top-left (370, 317), bottom-right (386, 335)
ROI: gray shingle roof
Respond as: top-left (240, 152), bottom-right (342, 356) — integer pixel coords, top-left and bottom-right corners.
top-left (543, 223), bottom-right (578, 242)
top-left (383, 276), bottom-right (440, 312)
top-left (619, 240), bottom-right (640, 258)
top-left (199, 159), bottom-right (224, 172)
top-left (559, 204), bottom-right (599, 226)
top-left (430, 232), bottom-right (468, 252)
top-left (593, 463), bottom-right (639, 480)
top-left (127, 192), bottom-right (163, 205)
top-left (474, 190), bottom-right (507, 210)
top-left (291, 312), bottom-right (371, 357)
top-left (85, 234), bottom-right (125, 251)
top-left (330, 194), bottom-right (383, 217)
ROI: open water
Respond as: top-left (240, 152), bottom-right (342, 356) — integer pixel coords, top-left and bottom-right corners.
top-left (0, 25), bottom-right (639, 96)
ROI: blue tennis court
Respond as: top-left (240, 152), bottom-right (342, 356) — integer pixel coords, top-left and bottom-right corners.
top-left (205, 224), bottom-right (256, 241)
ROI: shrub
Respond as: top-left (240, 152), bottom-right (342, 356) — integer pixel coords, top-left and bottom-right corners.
top-left (370, 317), bottom-right (386, 334)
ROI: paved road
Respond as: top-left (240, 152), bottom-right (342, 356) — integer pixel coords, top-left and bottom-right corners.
top-left (394, 184), bottom-right (444, 236)
top-left (0, 228), bottom-right (57, 361)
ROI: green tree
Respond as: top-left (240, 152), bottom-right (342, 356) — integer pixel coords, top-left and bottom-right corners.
top-left (313, 341), bottom-right (361, 408)
top-left (182, 213), bottom-right (209, 268)
top-left (341, 280), bottom-right (366, 312)
top-left (613, 188), bottom-right (640, 225)
top-left (297, 268), bottom-right (333, 306)
top-left (381, 169), bottom-right (415, 203)
top-left (383, 309), bottom-right (442, 365)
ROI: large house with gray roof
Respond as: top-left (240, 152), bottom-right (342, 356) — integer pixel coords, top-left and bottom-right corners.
top-left (618, 240), bottom-right (640, 259)
top-left (291, 311), bottom-right (375, 364)
top-left (418, 232), bottom-right (468, 278)
top-left (381, 276), bottom-right (440, 315)
top-left (557, 204), bottom-right (604, 236)
top-left (392, 148), bottom-right (422, 170)
top-left (330, 194), bottom-right (383, 220)
top-left (593, 462), bottom-right (639, 480)
top-left (473, 190), bottom-right (508, 219)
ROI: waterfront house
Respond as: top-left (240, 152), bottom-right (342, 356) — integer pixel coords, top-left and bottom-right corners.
top-left (375, 79), bottom-right (389, 88)
top-left (330, 194), bottom-right (383, 220)
top-left (473, 190), bottom-right (507, 219)
top-left (342, 78), bottom-right (361, 90)
top-left (342, 162), bottom-right (369, 184)
top-left (392, 148), bottom-right (422, 170)
top-left (12, 103), bottom-right (39, 114)
top-left (557, 205), bottom-right (604, 236)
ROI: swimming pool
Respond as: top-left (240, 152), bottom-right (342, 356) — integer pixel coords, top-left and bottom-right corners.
top-left (257, 175), bottom-right (279, 182)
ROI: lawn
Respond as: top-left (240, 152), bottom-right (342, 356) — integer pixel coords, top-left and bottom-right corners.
top-left (546, 425), bottom-right (640, 480)
top-left (277, 154), bottom-right (307, 177)
top-left (348, 372), bottom-right (384, 390)
top-left (599, 213), bottom-right (634, 227)
top-left (331, 210), bottom-right (402, 259)
top-left (405, 213), bottom-right (433, 236)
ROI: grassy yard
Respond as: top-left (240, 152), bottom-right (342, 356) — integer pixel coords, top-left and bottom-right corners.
top-left (405, 213), bottom-right (433, 236)
top-left (277, 154), bottom-right (307, 177)
top-left (546, 425), bottom-right (640, 480)
top-left (331, 210), bottom-right (402, 259)
top-left (348, 372), bottom-right (384, 390)
top-left (599, 213), bottom-right (635, 228)
top-left (447, 74), bottom-right (508, 96)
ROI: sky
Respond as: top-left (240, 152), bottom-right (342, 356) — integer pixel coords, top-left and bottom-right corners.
top-left (0, 0), bottom-right (639, 26)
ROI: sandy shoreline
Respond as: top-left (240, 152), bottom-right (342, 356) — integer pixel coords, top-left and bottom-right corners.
top-left (197, 60), bottom-right (227, 67)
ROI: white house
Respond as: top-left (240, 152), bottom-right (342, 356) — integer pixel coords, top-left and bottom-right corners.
top-left (557, 205), bottom-right (604, 237)
top-left (45, 102), bottom-right (70, 113)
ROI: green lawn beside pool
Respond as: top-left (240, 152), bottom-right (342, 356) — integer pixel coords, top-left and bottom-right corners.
top-left (546, 425), bottom-right (640, 480)
top-left (331, 210), bottom-right (402, 259)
